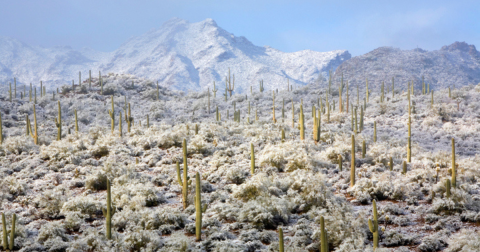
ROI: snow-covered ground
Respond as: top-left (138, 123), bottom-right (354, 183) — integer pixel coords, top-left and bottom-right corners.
top-left (0, 73), bottom-right (479, 251)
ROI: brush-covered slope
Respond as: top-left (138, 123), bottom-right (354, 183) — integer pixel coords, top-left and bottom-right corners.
top-left (0, 18), bottom-right (350, 92)
top-left (333, 41), bottom-right (480, 92)
top-left (0, 74), bottom-right (479, 251)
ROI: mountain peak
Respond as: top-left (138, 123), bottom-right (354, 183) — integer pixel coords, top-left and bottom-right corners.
top-left (441, 41), bottom-right (478, 54)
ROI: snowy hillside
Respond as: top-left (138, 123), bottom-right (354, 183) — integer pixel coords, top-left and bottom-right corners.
top-left (0, 18), bottom-right (350, 92)
top-left (333, 42), bottom-right (480, 93)
top-left (0, 73), bottom-right (479, 251)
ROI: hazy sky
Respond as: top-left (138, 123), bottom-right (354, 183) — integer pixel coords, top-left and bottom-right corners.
top-left (1, 0), bottom-right (478, 56)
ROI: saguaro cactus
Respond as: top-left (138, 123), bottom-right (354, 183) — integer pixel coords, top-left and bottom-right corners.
top-left (338, 154), bottom-right (343, 171)
top-left (300, 105), bottom-right (305, 140)
top-left (74, 109), bottom-right (78, 133)
top-left (109, 96), bottom-right (115, 134)
top-left (272, 91), bottom-right (276, 123)
top-left (125, 103), bottom-right (133, 133)
top-left (195, 172), bottom-right (203, 241)
top-left (368, 200), bottom-right (379, 249)
top-left (119, 112), bottom-right (122, 137)
top-left (102, 179), bottom-right (115, 240)
top-left (55, 101), bottom-right (62, 141)
top-left (251, 143), bottom-right (255, 175)
top-left (28, 107), bottom-right (38, 144)
top-left (320, 216), bottom-right (328, 252)
top-left (403, 161), bottom-right (407, 174)
top-left (281, 128), bottom-right (285, 142)
top-left (99, 71), bottom-right (103, 95)
top-left (362, 140), bottom-right (366, 158)
top-left (176, 139), bottom-right (191, 209)
top-left (452, 138), bottom-right (456, 188)
top-left (212, 81), bottom-right (217, 98)
top-left (446, 179), bottom-right (451, 198)
top-left (2, 212), bottom-right (16, 250)
top-left (351, 135), bottom-right (356, 186)
top-left (279, 228), bottom-right (284, 252)
top-left (407, 137), bottom-right (411, 163)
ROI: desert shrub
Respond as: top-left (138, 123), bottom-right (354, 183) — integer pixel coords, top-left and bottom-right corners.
top-left (85, 171), bottom-right (108, 191)
top-left (66, 227), bottom-right (108, 252)
top-left (226, 166), bottom-right (248, 184)
top-left (383, 230), bottom-right (414, 247)
top-left (61, 196), bottom-right (102, 217)
top-left (120, 229), bottom-right (164, 251)
top-left (37, 221), bottom-right (69, 244)
top-left (35, 188), bottom-right (68, 219)
top-left (445, 229), bottom-right (480, 252)
top-left (1, 136), bottom-right (38, 155)
top-left (232, 173), bottom-right (270, 201)
top-left (238, 196), bottom-right (290, 230)
top-left (92, 145), bottom-right (109, 158)
top-left (287, 170), bottom-right (332, 211)
top-left (112, 180), bottom-right (163, 210)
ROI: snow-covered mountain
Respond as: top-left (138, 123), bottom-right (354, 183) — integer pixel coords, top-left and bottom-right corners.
top-left (0, 18), bottom-right (350, 92)
top-left (333, 42), bottom-right (480, 93)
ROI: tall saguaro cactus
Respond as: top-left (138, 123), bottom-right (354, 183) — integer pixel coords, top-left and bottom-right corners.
top-left (300, 104), bottom-right (305, 140)
top-left (102, 179), bottom-right (115, 240)
top-left (452, 138), bottom-right (456, 188)
top-left (119, 112), bottom-right (123, 137)
top-left (320, 216), bottom-right (328, 252)
top-left (368, 199), bottom-right (379, 249)
top-left (28, 105), bottom-right (38, 145)
top-left (279, 228), bottom-right (284, 252)
top-left (351, 135), bottom-right (356, 186)
top-left (195, 172), bottom-right (205, 241)
top-left (251, 143), bottom-right (255, 175)
top-left (2, 212), bottom-right (16, 251)
top-left (176, 139), bottom-right (191, 209)
top-left (55, 101), bottom-right (62, 141)
top-left (109, 96), bottom-right (115, 134)
top-left (74, 109), bottom-right (78, 133)
top-left (125, 103), bottom-right (132, 133)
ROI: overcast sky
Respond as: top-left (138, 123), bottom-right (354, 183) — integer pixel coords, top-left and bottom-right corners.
top-left (1, 0), bottom-right (478, 56)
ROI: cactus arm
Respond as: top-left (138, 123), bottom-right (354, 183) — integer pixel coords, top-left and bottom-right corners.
top-left (176, 161), bottom-right (183, 186)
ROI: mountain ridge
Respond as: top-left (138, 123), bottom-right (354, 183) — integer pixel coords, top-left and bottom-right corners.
top-left (0, 18), bottom-right (350, 92)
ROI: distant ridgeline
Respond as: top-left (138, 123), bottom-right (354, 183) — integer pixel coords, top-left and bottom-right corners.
top-left (332, 42), bottom-right (480, 93)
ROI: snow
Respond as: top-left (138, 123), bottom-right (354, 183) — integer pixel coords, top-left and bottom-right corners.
top-left (0, 18), bottom-right (350, 92)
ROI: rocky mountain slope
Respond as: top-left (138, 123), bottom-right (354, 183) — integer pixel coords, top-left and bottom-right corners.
top-left (0, 73), bottom-right (479, 251)
top-left (0, 18), bottom-right (350, 92)
top-left (331, 42), bottom-right (480, 94)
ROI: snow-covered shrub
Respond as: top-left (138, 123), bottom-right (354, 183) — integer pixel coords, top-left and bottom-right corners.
top-left (61, 196), bottom-right (102, 217)
top-left (37, 221), bottom-right (69, 244)
top-left (445, 229), bottom-right (480, 252)
top-left (238, 196), bottom-right (290, 230)
top-left (120, 229), bottom-right (164, 251)
top-left (112, 180), bottom-right (163, 210)
top-left (85, 171), bottom-right (108, 191)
